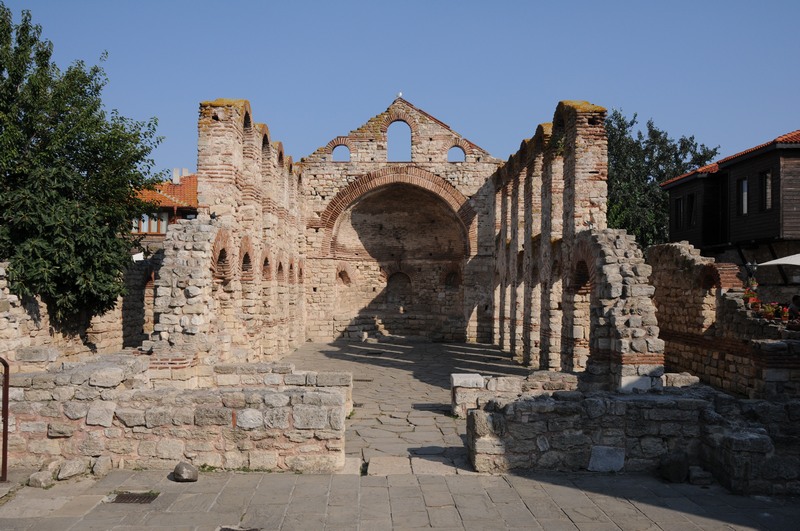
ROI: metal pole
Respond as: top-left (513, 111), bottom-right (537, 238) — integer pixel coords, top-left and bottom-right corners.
top-left (0, 356), bottom-right (8, 482)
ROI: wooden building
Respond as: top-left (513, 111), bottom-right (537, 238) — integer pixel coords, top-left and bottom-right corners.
top-left (661, 130), bottom-right (800, 287)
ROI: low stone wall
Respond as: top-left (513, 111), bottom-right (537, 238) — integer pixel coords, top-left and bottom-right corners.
top-left (451, 372), bottom-right (578, 418)
top-left (467, 387), bottom-right (800, 495)
top-left (8, 354), bottom-right (351, 473)
top-left (0, 262), bottom-right (152, 370)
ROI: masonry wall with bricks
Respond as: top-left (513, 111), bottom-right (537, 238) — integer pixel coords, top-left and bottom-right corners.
top-left (300, 98), bottom-right (501, 343)
top-left (647, 241), bottom-right (800, 398)
top-left (489, 103), bottom-right (664, 391)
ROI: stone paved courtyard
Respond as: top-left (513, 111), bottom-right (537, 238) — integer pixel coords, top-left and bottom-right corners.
top-left (287, 340), bottom-right (531, 474)
top-left (0, 340), bottom-right (798, 530)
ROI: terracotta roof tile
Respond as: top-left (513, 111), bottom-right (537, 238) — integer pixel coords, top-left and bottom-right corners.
top-left (661, 130), bottom-right (800, 188)
top-left (139, 174), bottom-right (198, 208)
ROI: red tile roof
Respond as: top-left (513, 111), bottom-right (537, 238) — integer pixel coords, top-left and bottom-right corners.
top-left (140, 174), bottom-right (198, 208)
top-left (661, 130), bottom-right (800, 188)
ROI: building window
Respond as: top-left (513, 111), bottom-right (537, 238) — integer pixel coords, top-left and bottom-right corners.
top-left (737, 178), bottom-right (748, 215)
top-left (674, 197), bottom-right (685, 230)
top-left (686, 193), bottom-right (696, 227)
top-left (760, 171), bottom-right (772, 211)
top-left (132, 211), bottom-right (169, 234)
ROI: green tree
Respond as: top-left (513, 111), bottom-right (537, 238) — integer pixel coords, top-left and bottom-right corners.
top-left (605, 109), bottom-right (718, 248)
top-left (0, 5), bottom-right (161, 323)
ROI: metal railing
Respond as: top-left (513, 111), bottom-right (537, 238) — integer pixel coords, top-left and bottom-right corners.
top-left (1, 356), bottom-right (8, 482)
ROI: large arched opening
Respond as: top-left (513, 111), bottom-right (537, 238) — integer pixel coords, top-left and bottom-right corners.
top-left (329, 183), bottom-right (469, 340)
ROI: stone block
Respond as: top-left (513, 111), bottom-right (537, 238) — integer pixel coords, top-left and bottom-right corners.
top-left (316, 372), bottom-right (351, 386)
top-left (264, 407), bottom-right (290, 429)
top-left (723, 431), bottom-right (774, 453)
top-left (284, 453), bottom-right (342, 473)
top-left (173, 461), bottom-right (198, 482)
top-left (264, 393), bottom-right (289, 407)
top-left (473, 436), bottom-right (505, 455)
top-left (28, 470), bottom-right (55, 488)
top-left (293, 405), bottom-right (328, 429)
top-left (92, 455), bottom-right (113, 477)
top-left (86, 402), bottom-right (117, 427)
top-left (195, 407), bottom-right (232, 426)
top-left (619, 376), bottom-right (652, 393)
top-left (248, 450), bottom-right (278, 470)
top-left (58, 458), bottom-right (87, 480)
top-left (451, 373), bottom-right (485, 389)
top-left (47, 422), bottom-right (74, 438)
top-left (16, 346), bottom-right (59, 363)
top-left (157, 439), bottom-right (185, 460)
top-left (116, 408), bottom-right (146, 427)
top-left (145, 407), bottom-right (172, 428)
top-left (236, 408), bottom-right (264, 430)
top-left (89, 367), bottom-right (125, 388)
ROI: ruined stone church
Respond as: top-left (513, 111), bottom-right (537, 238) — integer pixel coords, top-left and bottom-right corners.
top-left (142, 97), bottom-right (663, 392)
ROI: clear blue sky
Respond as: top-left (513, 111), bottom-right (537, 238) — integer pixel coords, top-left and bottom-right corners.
top-left (9, 0), bottom-right (800, 175)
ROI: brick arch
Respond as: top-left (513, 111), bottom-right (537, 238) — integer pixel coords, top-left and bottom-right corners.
top-left (698, 262), bottom-right (742, 291)
top-left (380, 109), bottom-right (418, 135)
top-left (239, 235), bottom-right (256, 282)
top-left (325, 136), bottom-right (353, 154)
top-left (211, 229), bottom-right (234, 281)
top-left (449, 137), bottom-right (472, 156)
top-left (273, 141), bottom-right (284, 166)
top-left (336, 262), bottom-right (356, 286)
top-left (314, 166), bottom-right (477, 257)
top-left (257, 123), bottom-right (271, 152)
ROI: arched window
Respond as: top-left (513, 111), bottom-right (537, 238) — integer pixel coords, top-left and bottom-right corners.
top-left (214, 249), bottom-right (230, 280)
top-left (386, 272), bottom-right (412, 307)
top-left (332, 144), bottom-right (350, 162)
top-left (262, 257), bottom-right (272, 281)
top-left (241, 253), bottom-right (253, 281)
top-left (387, 121), bottom-right (412, 162)
top-left (448, 146), bottom-right (466, 162)
top-left (337, 270), bottom-right (351, 286)
top-left (444, 271), bottom-right (460, 289)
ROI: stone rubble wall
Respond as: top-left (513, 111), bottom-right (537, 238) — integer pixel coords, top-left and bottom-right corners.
top-left (8, 355), bottom-right (351, 473)
top-left (647, 242), bottom-right (800, 398)
top-left (0, 262), bottom-right (144, 370)
top-left (450, 372), bottom-right (578, 418)
top-left (466, 387), bottom-right (800, 495)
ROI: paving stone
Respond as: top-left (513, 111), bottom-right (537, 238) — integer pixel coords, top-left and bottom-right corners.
top-left (368, 456), bottom-right (412, 475)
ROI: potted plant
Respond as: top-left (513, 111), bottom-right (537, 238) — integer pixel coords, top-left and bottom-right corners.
top-left (762, 302), bottom-right (778, 319)
top-left (743, 287), bottom-right (756, 305)
top-left (750, 298), bottom-right (761, 312)
top-left (782, 306), bottom-right (790, 323)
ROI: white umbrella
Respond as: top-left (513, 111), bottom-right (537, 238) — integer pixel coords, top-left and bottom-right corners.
top-left (758, 253), bottom-right (800, 267)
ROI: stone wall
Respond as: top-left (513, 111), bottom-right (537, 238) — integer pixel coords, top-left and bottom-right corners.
top-left (488, 103), bottom-right (664, 392)
top-left (8, 355), bottom-right (351, 473)
top-left (0, 262), bottom-right (132, 369)
top-left (451, 372), bottom-right (578, 418)
top-left (301, 98), bottom-right (501, 343)
top-left (648, 242), bottom-right (800, 398)
top-left (146, 99), bottom-right (306, 363)
top-left (466, 387), bottom-right (800, 495)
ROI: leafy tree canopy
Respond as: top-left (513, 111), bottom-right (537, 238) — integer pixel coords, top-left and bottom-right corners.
top-left (605, 109), bottom-right (718, 248)
top-left (0, 4), bottom-right (162, 323)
